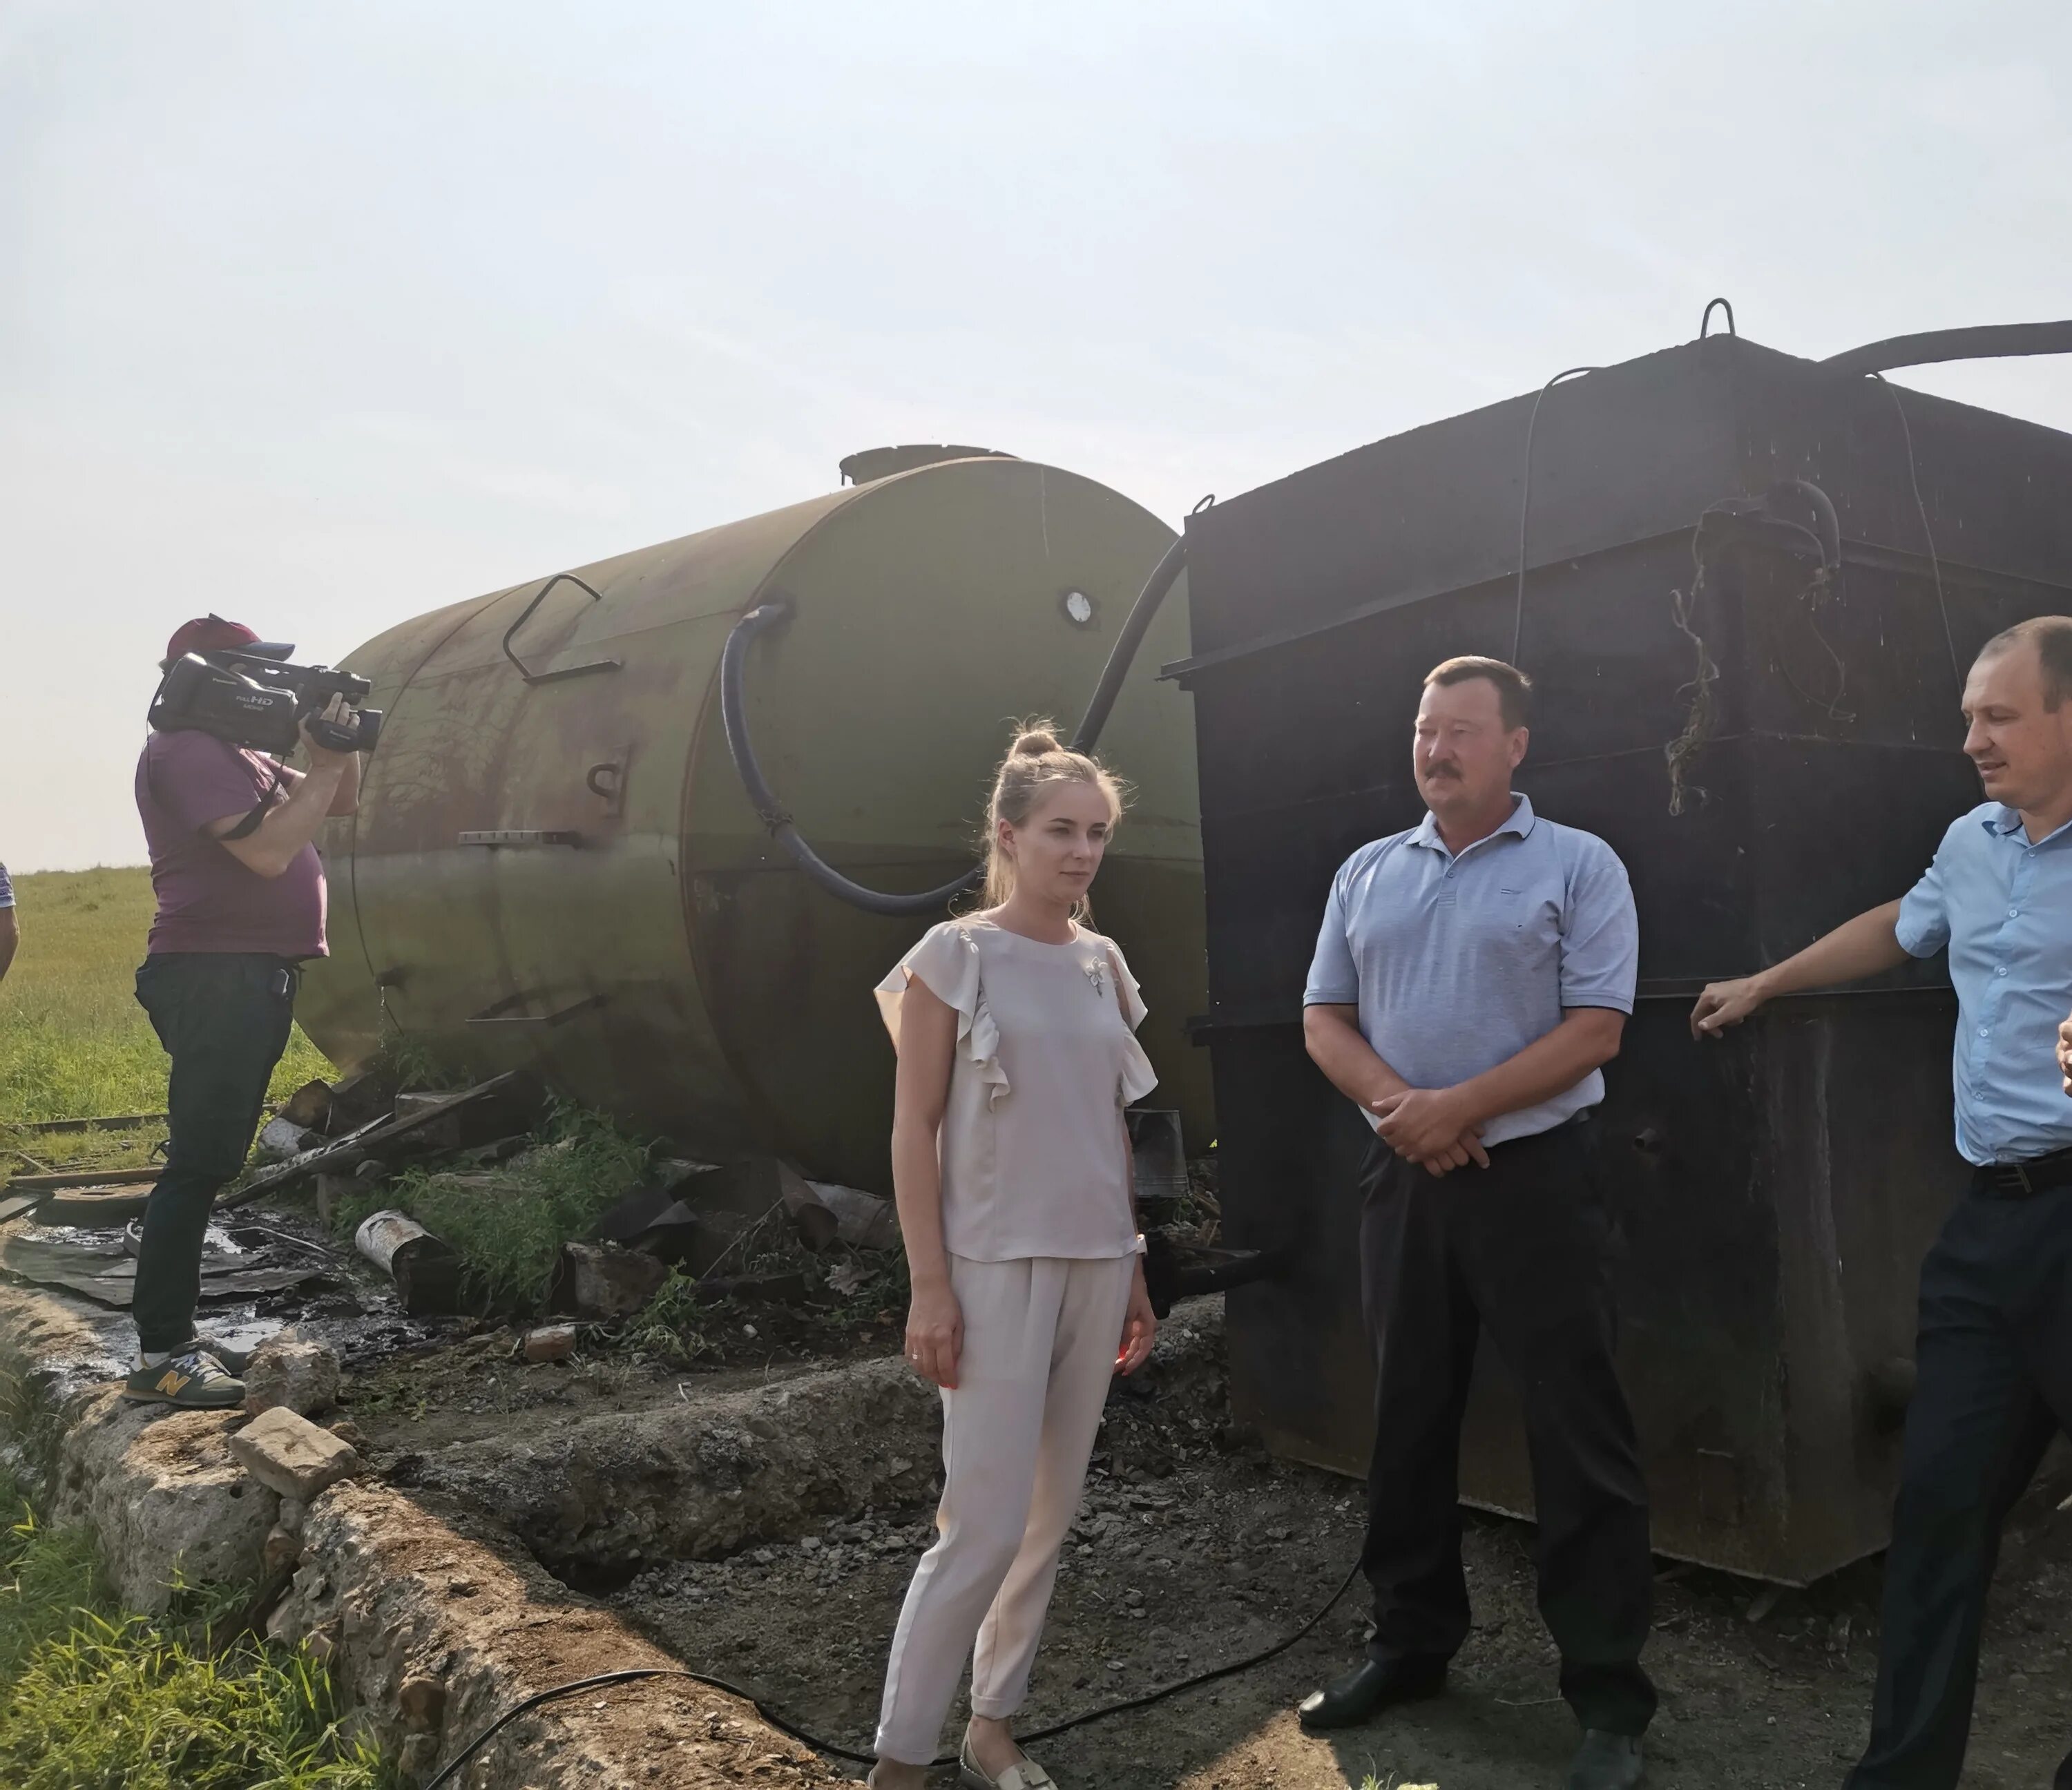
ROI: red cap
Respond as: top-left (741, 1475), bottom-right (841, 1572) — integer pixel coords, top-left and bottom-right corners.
top-left (165, 615), bottom-right (262, 662)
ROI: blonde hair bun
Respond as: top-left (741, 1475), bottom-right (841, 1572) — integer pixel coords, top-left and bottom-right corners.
top-left (1010, 726), bottom-right (1064, 758)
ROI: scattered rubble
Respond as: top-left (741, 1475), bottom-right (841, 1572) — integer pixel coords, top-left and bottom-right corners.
top-left (241, 1329), bottom-right (343, 1416)
top-left (521, 1322), bottom-right (577, 1363)
top-left (552, 1240), bottom-right (671, 1318)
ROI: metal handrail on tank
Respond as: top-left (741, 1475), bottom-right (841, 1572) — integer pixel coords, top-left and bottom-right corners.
top-left (502, 573), bottom-right (622, 684)
top-left (719, 520), bottom-right (1201, 918)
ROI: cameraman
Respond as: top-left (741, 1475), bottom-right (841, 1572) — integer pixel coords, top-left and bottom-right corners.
top-left (125, 615), bottom-right (362, 1407)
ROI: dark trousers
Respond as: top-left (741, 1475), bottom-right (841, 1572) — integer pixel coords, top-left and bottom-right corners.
top-left (1358, 1122), bottom-right (1657, 1735)
top-left (1847, 1180), bottom-right (2072, 1790)
top-left (132, 952), bottom-right (299, 1356)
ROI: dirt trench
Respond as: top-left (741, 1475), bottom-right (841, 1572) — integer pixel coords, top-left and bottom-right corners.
top-left (8, 1268), bottom-right (2072, 1789)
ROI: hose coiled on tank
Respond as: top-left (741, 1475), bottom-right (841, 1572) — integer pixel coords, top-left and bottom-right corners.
top-left (720, 529), bottom-right (1196, 918)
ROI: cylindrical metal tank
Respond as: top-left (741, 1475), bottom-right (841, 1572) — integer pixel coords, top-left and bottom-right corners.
top-left (297, 454), bottom-right (1210, 1188)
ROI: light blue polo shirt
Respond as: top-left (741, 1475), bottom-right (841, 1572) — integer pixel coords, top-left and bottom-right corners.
top-left (1896, 802), bottom-right (2072, 1166)
top-left (1303, 794), bottom-right (1639, 1146)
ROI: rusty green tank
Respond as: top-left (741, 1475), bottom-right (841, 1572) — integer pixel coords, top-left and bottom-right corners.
top-left (296, 452), bottom-right (1209, 1187)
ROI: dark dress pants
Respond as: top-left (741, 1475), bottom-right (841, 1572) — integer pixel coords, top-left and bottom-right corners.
top-left (132, 953), bottom-right (299, 1356)
top-left (1359, 1121), bottom-right (1657, 1735)
top-left (1847, 1180), bottom-right (2072, 1790)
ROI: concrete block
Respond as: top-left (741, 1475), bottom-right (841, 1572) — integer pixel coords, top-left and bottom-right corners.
top-left (231, 1406), bottom-right (363, 1501)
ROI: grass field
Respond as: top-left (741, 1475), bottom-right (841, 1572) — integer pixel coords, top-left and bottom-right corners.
top-left (0, 867), bottom-right (334, 1144)
top-left (0, 1464), bottom-right (386, 1789)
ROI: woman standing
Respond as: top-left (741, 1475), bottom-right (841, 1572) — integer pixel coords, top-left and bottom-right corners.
top-left (868, 724), bottom-right (1160, 1790)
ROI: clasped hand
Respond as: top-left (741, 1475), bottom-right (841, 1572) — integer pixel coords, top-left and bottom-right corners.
top-left (1370, 1086), bottom-right (1489, 1176)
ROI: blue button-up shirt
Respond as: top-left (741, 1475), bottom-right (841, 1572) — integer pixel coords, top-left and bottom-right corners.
top-left (1303, 794), bottom-right (1639, 1146)
top-left (1897, 802), bottom-right (2072, 1166)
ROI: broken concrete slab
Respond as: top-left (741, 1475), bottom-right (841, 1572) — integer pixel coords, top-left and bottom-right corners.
top-left (551, 1241), bottom-right (669, 1318)
top-left (0, 1276), bottom-right (838, 1787)
top-left (267, 1481), bottom-right (834, 1787)
top-left (242, 1331), bottom-right (343, 1416)
top-left (413, 1354), bottom-right (939, 1579)
top-left (231, 1405), bottom-right (363, 1501)
top-left (53, 1391), bottom-right (280, 1612)
top-left (522, 1324), bottom-right (577, 1363)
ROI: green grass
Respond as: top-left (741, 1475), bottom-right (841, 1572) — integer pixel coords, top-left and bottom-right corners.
top-left (332, 1101), bottom-right (654, 1313)
top-left (0, 1470), bottom-right (387, 1789)
top-left (0, 867), bottom-right (332, 1161)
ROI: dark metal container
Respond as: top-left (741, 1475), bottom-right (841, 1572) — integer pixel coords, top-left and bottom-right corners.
top-left (1173, 335), bottom-right (2072, 1582)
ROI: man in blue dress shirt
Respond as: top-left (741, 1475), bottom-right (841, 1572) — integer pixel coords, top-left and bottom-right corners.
top-left (1694, 615), bottom-right (2072, 1789)
top-left (1298, 657), bottom-right (1655, 1790)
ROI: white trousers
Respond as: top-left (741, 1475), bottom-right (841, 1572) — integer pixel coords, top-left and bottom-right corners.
top-left (874, 1251), bottom-right (1136, 1765)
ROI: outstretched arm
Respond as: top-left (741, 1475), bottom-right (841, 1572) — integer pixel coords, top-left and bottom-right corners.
top-left (1690, 900), bottom-right (1908, 1037)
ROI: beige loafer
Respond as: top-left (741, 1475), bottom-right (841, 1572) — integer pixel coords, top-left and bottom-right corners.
top-left (959, 1737), bottom-right (1057, 1790)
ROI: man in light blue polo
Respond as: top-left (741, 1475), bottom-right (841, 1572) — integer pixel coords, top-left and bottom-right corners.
top-left (1297, 655), bottom-right (1655, 1790)
top-left (1694, 616), bottom-right (2072, 1790)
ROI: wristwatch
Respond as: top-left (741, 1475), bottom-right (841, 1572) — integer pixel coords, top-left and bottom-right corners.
top-left (1132, 1233), bottom-right (1148, 1255)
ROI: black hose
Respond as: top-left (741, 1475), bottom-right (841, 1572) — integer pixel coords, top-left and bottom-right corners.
top-left (721, 520), bottom-right (1198, 918)
top-left (421, 1553), bottom-right (1362, 1786)
top-left (719, 597), bottom-right (982, 918)
top-left (1821, 320), bottom-right (2072, 378)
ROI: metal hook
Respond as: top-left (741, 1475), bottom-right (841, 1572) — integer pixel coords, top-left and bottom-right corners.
top-left (1700, 298), bottom-right (1738, 340)
top-left (502, 573), bottom-right (622, 684)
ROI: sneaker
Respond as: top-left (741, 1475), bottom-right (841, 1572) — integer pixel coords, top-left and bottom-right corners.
top-left (121, 1347), bottom-right (245, 1409)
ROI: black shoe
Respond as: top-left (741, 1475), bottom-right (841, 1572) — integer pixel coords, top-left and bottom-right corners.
top-left (1296, 1656), bottom-right (1446, 1730)
top-left (1568, 1730), bottom-right (1644, 1790)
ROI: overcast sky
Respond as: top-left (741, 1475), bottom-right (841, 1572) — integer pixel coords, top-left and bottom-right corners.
top-left (3, 1), bottom-right (2067, 872)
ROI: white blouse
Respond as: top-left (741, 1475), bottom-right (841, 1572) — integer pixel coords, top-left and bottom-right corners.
top-left (875, 918), bottom-right (1158, 1262)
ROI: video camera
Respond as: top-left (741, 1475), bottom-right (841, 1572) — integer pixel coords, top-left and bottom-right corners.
top-left (148, 645), bottom-right (383, 757)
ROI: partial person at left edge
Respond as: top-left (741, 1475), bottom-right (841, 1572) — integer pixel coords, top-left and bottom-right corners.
top-left (0, 857), bottom-right (17, 983)
top-left (125, 613), bottom-right (367, 1409)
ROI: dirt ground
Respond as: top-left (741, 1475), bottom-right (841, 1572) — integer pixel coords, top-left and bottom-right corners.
top-left (19, 1192), bottom-right (2072, 1790)
top-left (598, 1339), bottom-right (2072, 1790)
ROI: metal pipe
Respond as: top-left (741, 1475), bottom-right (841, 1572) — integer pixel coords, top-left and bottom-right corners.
top-left (1822, 320), bottom-right (2072, 378)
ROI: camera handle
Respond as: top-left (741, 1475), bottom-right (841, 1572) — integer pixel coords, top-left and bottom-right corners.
top-left (502, 573), bottom-right (622, 684)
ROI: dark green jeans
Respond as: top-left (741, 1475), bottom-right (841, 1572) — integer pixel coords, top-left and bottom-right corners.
top-left (133, 953), bottom-right (299, 1355)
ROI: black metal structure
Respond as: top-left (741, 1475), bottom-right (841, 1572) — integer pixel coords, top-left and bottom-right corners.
top-left (1171, 334), bottom-right (2072, 1583)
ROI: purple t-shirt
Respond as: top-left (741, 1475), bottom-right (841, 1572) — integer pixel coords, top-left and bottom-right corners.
top-left (135, 731), bottom-right (328, 959)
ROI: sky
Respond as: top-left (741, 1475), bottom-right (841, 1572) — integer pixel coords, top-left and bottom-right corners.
top-left (3, 0), bottom-right (2069, 872)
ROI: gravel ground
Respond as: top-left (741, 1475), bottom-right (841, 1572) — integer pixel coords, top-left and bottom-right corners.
top-left (604, 1340), bottom-right (2072, 1790)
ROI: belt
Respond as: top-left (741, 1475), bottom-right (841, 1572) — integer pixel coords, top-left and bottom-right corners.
top-left (1972, 1146), bottom-right (2072, 1199)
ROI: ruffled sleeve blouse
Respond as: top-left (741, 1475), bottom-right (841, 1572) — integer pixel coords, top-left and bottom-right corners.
top-left (875, 918), bottom-right (1158, 1261)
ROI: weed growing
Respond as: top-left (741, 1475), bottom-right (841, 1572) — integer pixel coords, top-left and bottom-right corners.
top-left (0, 1469), bottom-right (387, 1788)
top-left (332, 1101), bottom-right (653, 1312)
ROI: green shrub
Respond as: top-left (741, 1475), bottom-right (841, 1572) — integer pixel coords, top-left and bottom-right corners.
top-left (334, 1101), bottom-right (653, 1312)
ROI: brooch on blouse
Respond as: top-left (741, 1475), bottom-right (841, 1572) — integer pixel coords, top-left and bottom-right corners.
top-left (1085, 960), bottom-right (1106, 998)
